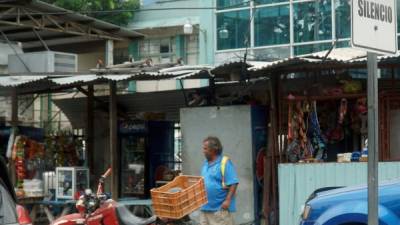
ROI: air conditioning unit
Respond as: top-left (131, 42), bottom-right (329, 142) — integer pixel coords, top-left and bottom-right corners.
top-left (8, 51), bottom-right (77, 73)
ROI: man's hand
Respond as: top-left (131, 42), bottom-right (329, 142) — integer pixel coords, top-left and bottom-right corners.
top-left (221, 199), bottom-right (231, 210)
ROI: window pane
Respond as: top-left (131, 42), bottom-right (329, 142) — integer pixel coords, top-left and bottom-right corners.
top-left (253, 47), bottom-right (291, 60)
top-left (294, 0), bottom-right (332, 43)
top-left (336, 40), bottom-right (350, 48)
top-left (294, 42), bottom-right (332, 55)
top-left (217, 10), bottom-right (250, 50)
top-left (256, 0), bottom-right (289, 5)
top-left (255, 5), bottom-right (290, 46)
top-left (217, 0), bottom-right (249, 9)
top-left (335, 0), bottom-right (350, 38)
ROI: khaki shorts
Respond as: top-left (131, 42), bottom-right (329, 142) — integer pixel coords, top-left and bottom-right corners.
top-left (199, 210), bottom-right (234, 225)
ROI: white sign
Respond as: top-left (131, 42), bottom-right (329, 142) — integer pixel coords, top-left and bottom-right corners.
top-left (352, 0), bottom-right (398, 54)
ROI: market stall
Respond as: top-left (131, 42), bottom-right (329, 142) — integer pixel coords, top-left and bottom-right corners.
top-left (244, 48), bottom-right (400, 225)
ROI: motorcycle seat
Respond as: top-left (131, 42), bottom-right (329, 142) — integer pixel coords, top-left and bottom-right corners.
top-left (116, 205), bottom-right (157, 225)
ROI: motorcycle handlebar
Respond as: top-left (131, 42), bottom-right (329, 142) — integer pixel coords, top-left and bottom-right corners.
top-left (102, 168), bottom-right (112, 178)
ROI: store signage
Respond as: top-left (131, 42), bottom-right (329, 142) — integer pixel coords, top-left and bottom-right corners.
top-left (352, 0), bottom-right (398, 54)
top-left (119, 121), bottom-right (147, 133)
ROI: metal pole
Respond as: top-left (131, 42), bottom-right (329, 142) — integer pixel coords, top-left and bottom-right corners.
top-left (367, 52), bottom-right (379, 225)
top-left (109, 81), bottom-right (119, 199)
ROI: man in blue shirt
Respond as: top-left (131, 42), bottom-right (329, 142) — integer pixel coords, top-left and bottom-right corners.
top-left (200, 136), bottom-right (239, 225)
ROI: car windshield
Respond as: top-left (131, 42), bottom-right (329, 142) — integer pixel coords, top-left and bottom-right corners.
top-left (0, 179), bottom-right (18, 225)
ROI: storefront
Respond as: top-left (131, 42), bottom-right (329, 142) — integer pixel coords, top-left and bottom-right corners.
top-left (0, 65), bottom-right (210, 222)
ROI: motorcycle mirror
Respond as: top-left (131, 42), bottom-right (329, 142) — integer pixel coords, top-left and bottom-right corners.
top-left (85, 189), bottom-right (92, 195)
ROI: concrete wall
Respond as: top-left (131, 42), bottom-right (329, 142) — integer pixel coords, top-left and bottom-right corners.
top-left (78, 52), bottom-right (105, 72)
top-left (180, 105), bottom-right (255, 225)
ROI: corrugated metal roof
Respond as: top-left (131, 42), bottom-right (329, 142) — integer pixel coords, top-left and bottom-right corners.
top-left (0, 75), bottom-right (48, 87)
top-left (51, 75), bottom-right (99, 85)
top-left (0, 66), bottom-right (213, 92)
top-left (248, 58), bottom-right (321, 71)
top-left (305, 47), bottom-right (368, 61)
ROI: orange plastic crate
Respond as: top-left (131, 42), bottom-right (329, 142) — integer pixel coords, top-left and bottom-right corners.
top-left (151, 175), bottom-right (208, 219)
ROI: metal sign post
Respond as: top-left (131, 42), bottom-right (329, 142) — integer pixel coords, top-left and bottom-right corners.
top-left (352, 0), bottom-right (397, 222)
top-left (367, 52), bottom-right (378, 225)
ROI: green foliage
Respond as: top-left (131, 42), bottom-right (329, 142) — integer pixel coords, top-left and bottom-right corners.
top-left (43, 0), bottom-right (139, 26)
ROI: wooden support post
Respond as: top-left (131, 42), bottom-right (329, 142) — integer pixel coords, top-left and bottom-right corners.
top-left (109, 81), bottom-right (119, 199)
top-left (268, 77), bottom-right (279, 225)
top-left (11, 88), bottom-right (18, 126)
top-left (9, 88), bottom-right (18, 185)
top-left (86, 85), bottom-right (94, 177)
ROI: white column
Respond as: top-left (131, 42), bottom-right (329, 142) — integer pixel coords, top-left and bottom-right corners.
top-left (105, 40), bottom-right (114, 67)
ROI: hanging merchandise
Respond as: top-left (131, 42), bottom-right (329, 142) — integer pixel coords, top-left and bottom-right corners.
top-left (295, 101), bottom-right (307, 150)
top-left (44, 131), bottom-right (83, 168)
top-left (307, 101), bottom-right (327, 160)
top-left (326, 98), bottom-right (348, 143)
top-left (12, 136), bottom-right (26, 197)
top-left (287, 100), bottom-right (308, 162)
top-left (288, 102), bottom-right (294, 142)
top-left (287, 140), bottom-right (302, 162)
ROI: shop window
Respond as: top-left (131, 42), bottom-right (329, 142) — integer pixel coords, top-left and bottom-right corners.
top-left (255, 5), bottom-right (290, 46)
top-left (335, 0), bottom-right (351, 38)
top-left (294, 42), bottom-right (332, 55)
top-left (217, 0), bottom-right (249, 9)
top-left (217, 10), bottom-right (250, 50)
top-left (293, 0), bottom-right (332, 43)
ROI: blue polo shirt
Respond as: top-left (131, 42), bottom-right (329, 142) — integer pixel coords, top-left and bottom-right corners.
top-left (201, 155), bottom-right (239, 212)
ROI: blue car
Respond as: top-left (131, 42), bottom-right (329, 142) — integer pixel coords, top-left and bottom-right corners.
top-left (299, 180), bottom-right (400, 225)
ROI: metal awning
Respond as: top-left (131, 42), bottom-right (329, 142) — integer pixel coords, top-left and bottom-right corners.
top-left (0, 64), bottom-right (213, 95)
top-left (211, 48), bottom-right (400, 79)
top-left (0, 0), bottom-right (144, 50)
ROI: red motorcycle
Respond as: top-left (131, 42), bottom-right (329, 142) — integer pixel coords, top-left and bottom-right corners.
top-left (51, 168), bottom-right (157, 225)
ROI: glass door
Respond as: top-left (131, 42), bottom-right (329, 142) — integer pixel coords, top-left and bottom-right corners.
top-left (120, 135), bottom-right (146, 197)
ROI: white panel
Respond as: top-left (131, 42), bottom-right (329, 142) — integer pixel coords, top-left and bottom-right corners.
top-left (181, 106), bottom-right (255, 225)
top-left (157, 80), bottom-right (177, 91)
top-left (183, 79), bottom-right (201, 89)
top-left (136, 81), bottom-right (158, 92)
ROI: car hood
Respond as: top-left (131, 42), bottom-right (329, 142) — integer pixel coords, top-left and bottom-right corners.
top-left (308, 179), bottom-right (400, 210)
top-left (314, 180), bottom-right (400, 199)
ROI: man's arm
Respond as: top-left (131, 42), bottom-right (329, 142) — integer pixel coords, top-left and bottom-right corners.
top-left (221, 184), bottom-right (238, 210)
